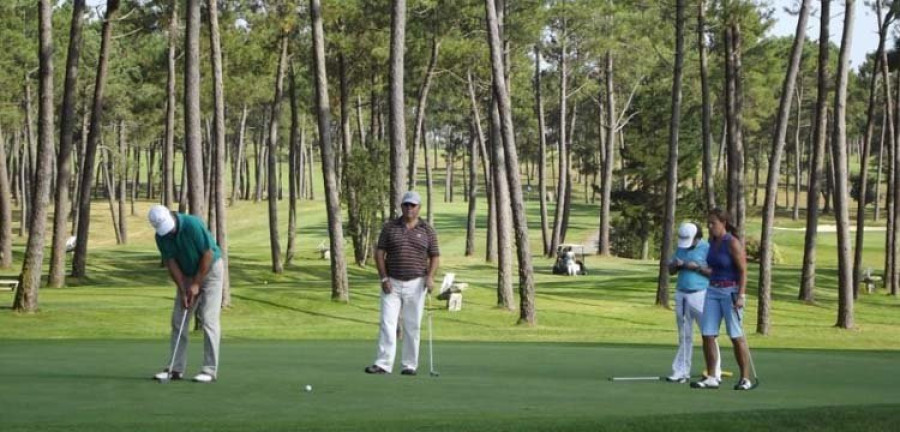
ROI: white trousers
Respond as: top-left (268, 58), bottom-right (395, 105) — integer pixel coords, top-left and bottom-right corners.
top-left (671, 289), bottom-right (720, 379)
top-left (374, 277), bottom-right (426, 372)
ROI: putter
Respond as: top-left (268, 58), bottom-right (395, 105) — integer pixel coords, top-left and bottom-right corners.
top-left (609, 376), bottom-right (665, 382)
top-left (159, 309), bottom-right (189, 384)
top-left (427, 294), bottom-right (439, 377)
top-left (734, 298), bottom-right (760, 390)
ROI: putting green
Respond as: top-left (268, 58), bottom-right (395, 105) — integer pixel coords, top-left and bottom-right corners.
top-left (1, 340), bottom-right (898, 431)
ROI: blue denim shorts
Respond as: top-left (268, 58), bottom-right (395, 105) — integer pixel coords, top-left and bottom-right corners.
top-left (700, 285), bottom-right (744, 339)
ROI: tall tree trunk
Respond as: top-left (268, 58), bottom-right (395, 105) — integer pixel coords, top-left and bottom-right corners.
top-left (465, 123), bottom-right (478, 256)
top-left (207, 0), bottom-right (230, 306)
top-left (800, 0), bottom-right (830, 302)
top-left (231, 105), bottom-right (248, 205)
top-left (22, 80), bottom-right (34, 231)
top-left (163, 4), bottom-right (177, 208)
top-left (793, 86), bottom-right (803, 220)
top-left (357, 94), bottom-right (367, 148)
top-left (72, 0), bottom-right (120, 278)
top-left (699, 0), bottom-right (715, 209)
top-left (832, 0), bottom-right (855, 328)
top-left (550, 25), bottom-right (569, 256)
top-left (338, 48), bottom-right (349, 192)
top-left (14, 0), bottom-right (54, 311)
top-left (267, 31), bottom-right (288, 274)
top-left (490, 99), bottom-right (514, 310)
top-left (485, 0), bottom-right (537, 324)
top-left (731, 23), bottom-right (746, 237)
top-left (184, 0), bottom-right (205, 217)
top-left (389, 0), bottom-right (407, 216)
top-left (23, 79), bottom-right (37, 207)
top-left (409, 37), bottom-right (441, 190)
top-left (882, 73), bottom-right (896, 290)
top-left (18, 131), bottom-right (27, 237)
top-left (49, 0), bottom-right (85, 287)
top-left (656, 0), bottom-right (685, 308)
top-left (311, 0), bottom-right (350, 301)
top-left (72, 105), bottom-right (88, 234)
top-left (875, 109), bottom-right (886, 221)
top-left (758, 0), bottom-right (809, 334)
top-left (117, 121), bottom-right (128, 244)
top-left (891, 46), bottom-right (900, 294)
top-left (0, 128), bottom-right (11, 268)
top-left (286, 65), bottom-right (300, 267)
top-left (254, 120), bottom-right (265, 202)
top-left (468, 71), bottom-right (496, 262)
top-left (102, 147), bottom-right (121, 245)
top-left (852, 3), bottom-right (887, 299)
top-left (423, 119), bottom-right (434, 225)
top-left (599, 50), bottom-right (616, 256)
top-left (132, 148), bottom-right (139, 213)
top-left (534, 46), bottom-right (549, 256)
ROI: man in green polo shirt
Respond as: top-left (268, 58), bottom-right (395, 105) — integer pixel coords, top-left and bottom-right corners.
top-left (148, 205), bottom-right (223, 383)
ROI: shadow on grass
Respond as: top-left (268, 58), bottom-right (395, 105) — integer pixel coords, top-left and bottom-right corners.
top-left (231, 293), bottom-right (377, 326)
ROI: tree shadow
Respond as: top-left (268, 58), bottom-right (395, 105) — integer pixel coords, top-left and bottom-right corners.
top-left (230, 293), bottom-right (377, 326)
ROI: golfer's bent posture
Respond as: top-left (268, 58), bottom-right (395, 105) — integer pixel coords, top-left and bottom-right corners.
top-left (365, 191), bottom-right (440, 375)
top-left (148, 205), bottom-right (223, 383)
top-left (666, 222), bottom-right (720, 383)
top-left (692, 208), bottom-right (753, 390)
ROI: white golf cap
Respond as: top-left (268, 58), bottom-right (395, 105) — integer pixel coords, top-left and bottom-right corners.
top-left (677, 222), bottom-right (698, 248)
top-left (401, 191), bottom-right (421, 205)
top-left (148, 205), bottom-right (175, 236)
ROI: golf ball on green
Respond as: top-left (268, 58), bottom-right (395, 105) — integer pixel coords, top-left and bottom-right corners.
top-left (304, 384), bottom-right (312, 392)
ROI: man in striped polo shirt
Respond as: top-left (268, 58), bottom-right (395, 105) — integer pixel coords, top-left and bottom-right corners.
top-left (365, 191), bottom-right (440, 375)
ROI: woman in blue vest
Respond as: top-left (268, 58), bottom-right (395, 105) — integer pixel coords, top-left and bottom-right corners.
top-left (691, 208), bottom-right (753, 390)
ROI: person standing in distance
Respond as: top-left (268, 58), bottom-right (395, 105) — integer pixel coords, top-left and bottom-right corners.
top-left (692, 208), bottom-right (753, 390)
top-left (365, 191), bottom-right (440, 375)
top-left (148, 205), bottom-right (223, 383)
top-left (666, 222), bottom-right (720, 383)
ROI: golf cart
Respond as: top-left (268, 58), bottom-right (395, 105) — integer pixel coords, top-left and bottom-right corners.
top-left (552, 244), bottom-right (588, 275)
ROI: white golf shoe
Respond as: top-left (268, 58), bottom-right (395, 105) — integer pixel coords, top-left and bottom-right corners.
top-left (192, 373), bottom-right (215, 383)
top-left (665, 374), bottom-right (689, 383)
top-left (153, 370), bottom-right (182, 381)
top-left (690, 376), bottom-right (720, 389)
top-left (734, 378), bottom-right (753, 390)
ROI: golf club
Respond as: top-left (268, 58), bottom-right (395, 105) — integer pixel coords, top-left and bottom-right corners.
top-left (427, 294), bottom-right (439, 377)
top-left (609, 376), bottom-right (665, 382)
top-left (734, 297), bottom-right (760, 390)
top-left (159, 309), bottom-right (189, 384)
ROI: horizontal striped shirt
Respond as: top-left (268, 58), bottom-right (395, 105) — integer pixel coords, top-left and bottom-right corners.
top-left (377, 218), bottom-right (440, 281)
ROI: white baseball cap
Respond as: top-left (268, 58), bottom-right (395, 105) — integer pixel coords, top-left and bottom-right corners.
top-left (677, 222), bottom-right (698, 248)
top-left (148, 205), bottom-right (175, 236)
top-left (401, 191), bottom-right (421, 205)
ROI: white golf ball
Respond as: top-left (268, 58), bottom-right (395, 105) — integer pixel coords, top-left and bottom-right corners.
top-left (304, 384), bottom-right (312, 392)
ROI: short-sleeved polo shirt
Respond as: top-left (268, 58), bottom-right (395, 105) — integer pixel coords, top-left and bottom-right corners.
top-left (672, 240), bottom-right (709, 293)
top-left (377, 218), bottom-right (440, 281)
top-left (155, 212), bottom-right (221, 277)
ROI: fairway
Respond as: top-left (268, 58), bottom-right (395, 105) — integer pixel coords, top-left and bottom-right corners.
top-left (1, 340), bottom-right (899, 431)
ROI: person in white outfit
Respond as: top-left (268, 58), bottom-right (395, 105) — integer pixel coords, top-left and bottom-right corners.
top-left (365, 191), bottom-right (440, 376)
top-left (666, 222), bottom-right (720, 383)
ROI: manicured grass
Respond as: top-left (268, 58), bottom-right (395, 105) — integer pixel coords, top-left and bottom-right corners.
top-left (1, 340), bottom-right (899, 431)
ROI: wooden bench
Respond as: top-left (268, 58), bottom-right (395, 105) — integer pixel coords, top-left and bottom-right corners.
top-left (0, 279), bottom-right (19, 292)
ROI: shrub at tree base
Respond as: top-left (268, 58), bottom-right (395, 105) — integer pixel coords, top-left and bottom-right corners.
top-left (745, 237), bottom-right (784, 264)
